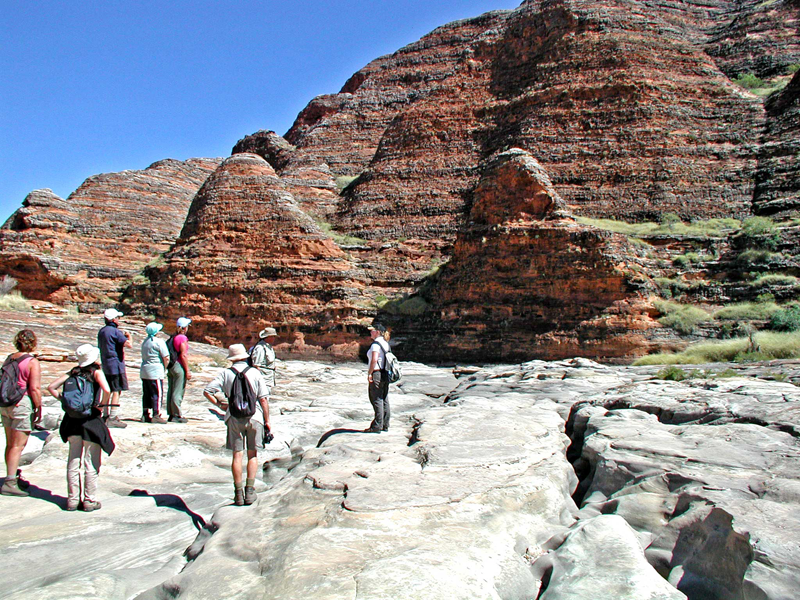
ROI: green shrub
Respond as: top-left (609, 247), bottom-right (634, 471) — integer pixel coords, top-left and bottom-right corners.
top-left (713, 302), bottom-right (780, 321)
top-left (335, 175), bottom-right (359, 193)
top-left (382, 295), bottom-right (429, 316)
top-left (750, 274), bottom-right (799, 288)
top-left (633, 332), bottom-right (800, 364)
top-left (735, 73), bottom-right (765, 89)
top-left (736, 249), bottom-right (783, 267)
top-left (656, 366), bottom-right (688, 381)
top-left (739, 217), bottom-right (780, 250)
top-left (654, 300), bottom-right (712, 334)
top-left (789, 64), bottom-right (800, 75)
top-left (0, 291), bottom-right (31, 312)
top-left (660, 213), bottom-right (681, 229)
top-left (769, 304), bottom-right (800, 332)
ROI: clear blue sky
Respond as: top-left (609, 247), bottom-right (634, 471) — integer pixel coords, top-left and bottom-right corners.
top-left (0, 1), bottom-right (521, 223)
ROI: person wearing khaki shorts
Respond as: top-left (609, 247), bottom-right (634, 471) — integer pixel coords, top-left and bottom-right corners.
top-left (203, 344), bottom-right (271, 507)
top-left (1, 329), bottom-right (42, 497)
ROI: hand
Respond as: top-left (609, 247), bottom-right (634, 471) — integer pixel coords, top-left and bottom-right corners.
top-left (34, 405), bottom-right (43, 425)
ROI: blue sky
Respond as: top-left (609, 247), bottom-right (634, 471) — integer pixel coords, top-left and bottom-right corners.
top-left (0, 1), bottom-right (521, 223)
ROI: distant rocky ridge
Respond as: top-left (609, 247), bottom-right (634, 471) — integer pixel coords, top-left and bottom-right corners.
top-left (2, 0), bottom-right (799, 361)
top-left (1, 158), bottom-right (220, 309)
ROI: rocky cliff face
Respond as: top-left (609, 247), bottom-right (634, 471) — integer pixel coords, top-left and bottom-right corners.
top-left (0, 158), bottom-right (220, 308)
top-left (128, 154), bottom-right (367, 352)
top-left (3, 0), bottom-right (799, 361)
top-left (754, 71), bottom-right (800, 217)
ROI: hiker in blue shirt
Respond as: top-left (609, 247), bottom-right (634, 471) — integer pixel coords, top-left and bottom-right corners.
top-left (97, 308), bottom-right (132, 428)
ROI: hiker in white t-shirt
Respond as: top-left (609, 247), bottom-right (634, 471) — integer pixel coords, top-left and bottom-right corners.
top-left (365, 323), bottom-right (391, 433)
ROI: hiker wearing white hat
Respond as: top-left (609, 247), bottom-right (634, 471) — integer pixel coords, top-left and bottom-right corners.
top-left (97, 309), bottom-right (132, 428)
top-left (47, 344), bottom-right (114, 512)
top-left (248, 327), bottom-right (278, 390)
top-left (203, 344), bottom-right (272, 506)
top-left (140, 323), bottom-right (169, 424)
top-left (166, 317), bottom-right (192, 423)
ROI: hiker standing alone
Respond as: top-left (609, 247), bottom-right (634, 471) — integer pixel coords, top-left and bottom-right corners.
top-left (249, 327), bottom-right (277, 392)
top-left (97, 308), bottom-right (131, 428)
top-left (365, 323), bottom-right (391, 433)
top-left (203, 344), bottom-right (271, 506)
top-left (47, 344), bottom-right (114, 511)
top-left (1, 330), bottom-right (42, 497)
top-left (166, 317), bottom-right (191, 423)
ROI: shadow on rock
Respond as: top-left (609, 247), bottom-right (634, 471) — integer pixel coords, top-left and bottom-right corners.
top-left (129, 489), bottom-right (207, 531)
top-left (25, 483), bottom-right (68, 510)
top-left (316, 428), bottom-right (377, 448)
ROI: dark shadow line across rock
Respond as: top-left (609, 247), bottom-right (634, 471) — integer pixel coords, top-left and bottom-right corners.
top-left (128, 489), bottom-right (207, 531)
top-left (316, 428), bottom-right (377, 448)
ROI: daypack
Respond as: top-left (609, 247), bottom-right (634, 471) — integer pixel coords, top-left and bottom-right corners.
top-left (61, 373), bottom-right (96, 418)
top-left (167, 335), bottom-right (180, 370)
top-left (373, 340), bottom-right (402, 384)
top-left (248, 341), bottom-right (276, 372)
top-left (0, 354), bottom-right (30, 407)
top-left (228, 366), bottom-right (257, 418)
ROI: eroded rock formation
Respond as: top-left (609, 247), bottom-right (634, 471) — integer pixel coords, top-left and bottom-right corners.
top-left (129, 154), bottom-right (366, 352)
top-left (0, 158), bottom-right (220, 308)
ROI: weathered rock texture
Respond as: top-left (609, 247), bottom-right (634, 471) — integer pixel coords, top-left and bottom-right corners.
top-left (3, 0), bottom-right (800, 361)
top-left (0, 158), bottom-right (219, 308)
top-left (129, 154), bottom-right (366, 351)
top-left (755, 71), bottom-right (800, 217)
top-left (385, 149), bottom-right (659, 362)
top-left (1, 309), bottom-right (798, 599)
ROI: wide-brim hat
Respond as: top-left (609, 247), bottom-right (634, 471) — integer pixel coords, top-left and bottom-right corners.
top-left (103, 308), bottom-right (123, 320)
top-left (146, 322), bottom-right (163, 337)
top-left (227, 344), bottom-right (249, 361)
top-left (259, 327), bottom-right (278, 339)
top-left (76, 344), bottom-right (100, 368)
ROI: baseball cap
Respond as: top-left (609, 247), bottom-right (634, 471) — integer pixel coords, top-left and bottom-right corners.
top-left (103, 308), bottom-right (123, 320)
top-left (176, 317), bottom-right (192, 328)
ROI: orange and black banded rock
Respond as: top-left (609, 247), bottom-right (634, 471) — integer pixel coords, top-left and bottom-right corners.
top-left (0, 158), bottom-right (220, 307)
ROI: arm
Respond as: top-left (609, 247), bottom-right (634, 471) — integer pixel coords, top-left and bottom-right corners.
top-left (259, 396), bottom-right (270, 431)
top-left (160, 341), bottom-right (169, 371)
top-left (28, 358), bottom-right (43, 422)
top-left (123, 330), bottom-right (133, 349)
top-left (367, 347), bottom-right (379, 383)
top-left (203, 372), bottom-right (227, 410)
top-left (178, 341), bottom-right (191, 381)
top-left (94, 370), bottom-right (111, 395)
top-left (47, 373), bottom-right (69, 399)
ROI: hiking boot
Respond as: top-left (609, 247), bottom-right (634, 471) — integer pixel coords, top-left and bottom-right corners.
top-left (234, 487), bottom-right (245, 506)
top-left (244, 486), bottom-right (257, 505)
top-left (82, 500), bottom-right (102, 512)
top-left (141, 413), bottom-right (152, 423)
top-left (106, 416), bottom-right (127, 428)
top-left (66, 500), bottom-right (79, 511)
top-left (150, 415), bottom-right (167, 424)
top-left (363, 427), bottom-right (381, 433)
top-left (1, 479), bottom-right (29, 497)
top-left (169, 416), bottom-right (188, 423)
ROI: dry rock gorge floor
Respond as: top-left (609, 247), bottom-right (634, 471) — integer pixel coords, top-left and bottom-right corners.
top-left (1, 305), bottom-right (799, 600)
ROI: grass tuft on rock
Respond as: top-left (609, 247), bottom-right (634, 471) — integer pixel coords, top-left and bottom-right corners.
top-left (634, 332), bottom-right (800, 365)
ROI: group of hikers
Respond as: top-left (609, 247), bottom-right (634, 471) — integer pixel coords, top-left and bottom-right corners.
top-left (1, 311), bottom-right (394, 510)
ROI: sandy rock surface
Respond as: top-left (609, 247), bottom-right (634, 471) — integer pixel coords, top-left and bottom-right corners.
top-left (1, 308), bottom-right (799, 599)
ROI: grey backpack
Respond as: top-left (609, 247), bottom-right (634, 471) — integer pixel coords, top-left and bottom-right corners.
top-left (0, 354), bottom-right (30, 408)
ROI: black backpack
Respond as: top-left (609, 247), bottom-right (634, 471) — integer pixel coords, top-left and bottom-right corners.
top-left (167, 335), bottom-right (180, 370)
top-left (61, 372), bottom-right (96, 418)
top-left (228, 366), bottom-right (257, 418)
top-left (0, 354), bottom-right (30, 407)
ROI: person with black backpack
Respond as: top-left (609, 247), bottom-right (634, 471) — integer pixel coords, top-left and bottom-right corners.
top-left (166, 317), bottom-right (192, 423)
top-left (1, 329), bottom-right (42, 497)
top-left (47, 344), bottom-right (115, 511)
top-left (203, 344), bottom-right (271, 506)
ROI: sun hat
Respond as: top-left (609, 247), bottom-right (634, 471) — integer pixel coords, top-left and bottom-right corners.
top-left (176, 317), bottom-right (192, 328)
top-left (103, 308), bottom-right (123, 320)
top-left (145, 322), bottom-right (163, 337)
top-left (259, 327), bottom-right (278, 339)
top-left (227, 344), bottom-right (249, 362)
top-left (76, 344), bottom-right (101, 368)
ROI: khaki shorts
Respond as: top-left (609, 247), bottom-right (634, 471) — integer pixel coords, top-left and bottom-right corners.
top-left (1, 399), bottom-right (34, 433)
top-left (226, 416), bottom-right (264, 453)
